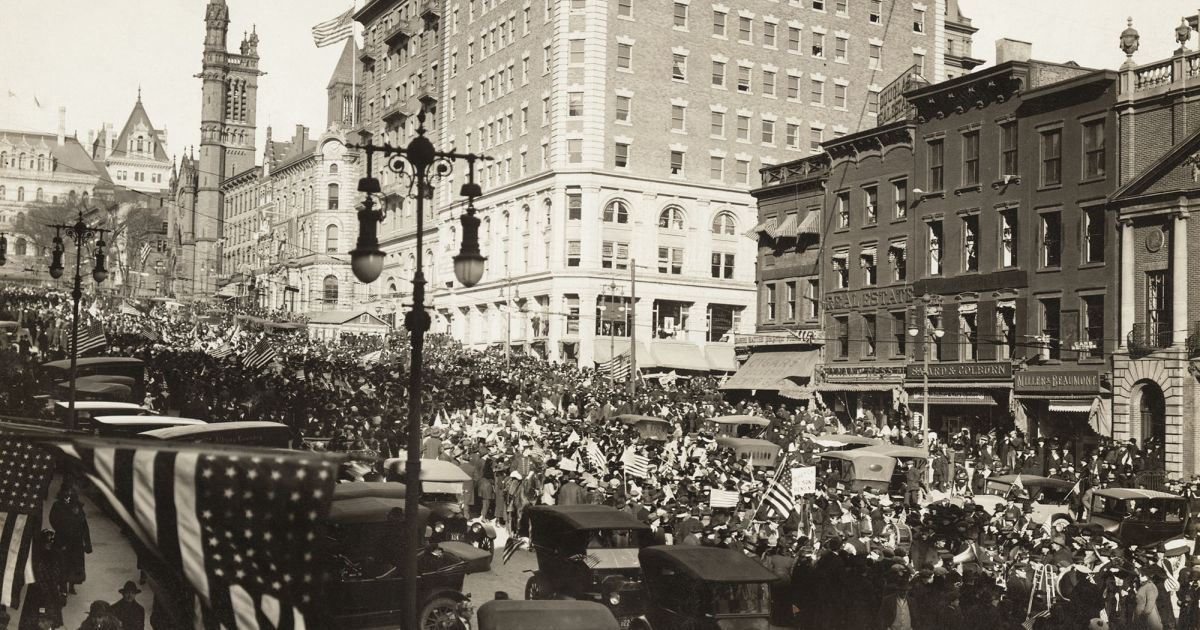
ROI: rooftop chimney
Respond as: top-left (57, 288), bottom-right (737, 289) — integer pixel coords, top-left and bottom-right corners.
top-left (57, 106), bottom-right (66, 146)
top-left (995, 38), bottom-right (1032, 65)
top-left (106, 122), bottom-right (115, 152)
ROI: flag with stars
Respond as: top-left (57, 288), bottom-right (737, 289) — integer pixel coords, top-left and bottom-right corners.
top-left (0, 438), bottom-right (55, 606)
top-left (74, 320), bottom-right (107, 355)
top-left (47, 437), bottom-right (339, 629)
top-left (763, 469), bottom-right (795, 519)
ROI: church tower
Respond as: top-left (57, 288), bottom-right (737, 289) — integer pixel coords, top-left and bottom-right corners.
top-left (189, 0), bottom-right (263, 297)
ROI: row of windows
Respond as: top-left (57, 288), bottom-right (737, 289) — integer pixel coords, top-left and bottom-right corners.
top-left (924, 119), bottom-right (1105, 193)
top-left (663, 0), bottom-right (906, 31)
top-left (832, 180), bottom-right (909, 228)
top-left (114, 170), bottom-right (163, 184)
top-left (0, 152), bottom-right (53, 172)
top-left (564, 240), bottom-right (737, 280)
top-left (0, 186), bottom-right (87, 205)
top-left (762, 279), bottom-right (822, 323)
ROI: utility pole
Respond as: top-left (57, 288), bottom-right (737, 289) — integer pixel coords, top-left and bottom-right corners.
top-left (628, 260), bottom-right (637, 399)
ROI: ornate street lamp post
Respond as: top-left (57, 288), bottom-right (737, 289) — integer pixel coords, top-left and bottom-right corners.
top-left (348, 109), bottom-right (490, 630)
top-left (47, 210), bottom-right (111, 431)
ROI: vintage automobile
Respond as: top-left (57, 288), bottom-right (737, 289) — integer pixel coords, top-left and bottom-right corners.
top-left (477, 600), bottom-right (620, 630)
top-left (52, 401), bottom-right (156, 431)
top-left (42, 356), bottom-right (146, 400)
top-left (1085, 487), bottom-right (1191, 547)
top-left (707, 415), bottom-right (770, 438)
top-left (857, 443), bottom-right (929, 495)
top-left (714, 437), bottom-right (782, 468)
top-left (807, 433), bottom-right (882, 451)
top-left (92, 415), bottom-right (206, 438)
top-left (383, 457), bottom-right (497, 555)
top-left (976, 474), bottom-right (1076, 524)
top-left (615, 414), bottom-right (673, 441)
top-left (818, 449), bottom-right (896, 494)
top-left (525, 505), bottom-right (654, 626)
top-left (632, 545), bottom-right (777, 630)
top-left (140, 420), bottom-right (293, 448)
top-left (325, 484), bottom-right (488, 629)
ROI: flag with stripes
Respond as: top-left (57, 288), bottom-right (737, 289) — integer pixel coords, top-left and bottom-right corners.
top-left (211, 342), bottom-right (235, 360)
top-left (243, 337), bottom-right (278, 371)
top-left (0, 438), bottom-right (54, 606)
top-left (139, 242), bottom-right (152, 268)
top-left (620, 446), bottom-right (649, 479)
top-left (75, 320), bottom-right (107, 355)
top-left (140, 324), bottom-right (160, 343)
top-left (46, 436), bottom-right (338, 630)
top-left (763, 470), bottom-right (795, 518)
top-left (311, 8), bottom-right (354, 48)
top-left (597, 352), bottom-right (631, 381)
top-left (501, 536), bottom-right (527, 565)
top-left (1022, 609), bottom-right (1050, 630)
top-left (709, 488), bottom-right (740, 509)
top-left (584, 440), bottom-right (607, 473)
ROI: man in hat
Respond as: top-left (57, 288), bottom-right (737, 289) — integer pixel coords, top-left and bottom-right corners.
top-left (111, 580), bottom-right (145, 630)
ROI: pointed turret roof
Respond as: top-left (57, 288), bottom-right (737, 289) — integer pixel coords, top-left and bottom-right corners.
top-left (110, 93), bottom-right (170, 162)
top-left (327, 38), bottom-right (361, 90)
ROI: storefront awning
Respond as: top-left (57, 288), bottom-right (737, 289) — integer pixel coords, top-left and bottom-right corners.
top-left (705, 344), bottom-right (737, 372)
top-left (651, 342), bottom-right (711, 372)
top-left (909, 392), bottom-right (997, 406)
top-left (814, 383), bottom-right (900, 392)
top-left (905, 381), bottom-right (1011, 389)
top-left (796, 211), bottom-right (820, 235)
top-left (768, 214), bottom-right (799, 239)
top-left (1048, 399), bottom-right (1092, 413)
top-left (720, 350), bottom-right (820, 391)
top-left (745, 217), bottom-right (779, 238)
top-left (593, 339), bottom-right (656, 368)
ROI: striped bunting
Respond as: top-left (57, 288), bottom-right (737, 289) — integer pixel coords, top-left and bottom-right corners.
top-left (311, 8), bottom-right (354, 48)
top-left (0, 438), bottom-right (54, 606)
top-left (46, 437), bottom-right (340, 630)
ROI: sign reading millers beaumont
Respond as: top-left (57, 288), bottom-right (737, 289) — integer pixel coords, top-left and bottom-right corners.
top-left (906, 361), bottom-right (1012, 380)
top-left (823, 286), bottom-right (914, 311)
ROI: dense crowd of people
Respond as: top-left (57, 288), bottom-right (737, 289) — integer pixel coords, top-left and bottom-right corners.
top-left (1, 285), bottom-right (1198, 629)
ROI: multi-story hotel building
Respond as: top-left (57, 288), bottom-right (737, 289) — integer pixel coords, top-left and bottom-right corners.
top-left (353, 0), bottom-right (950, 367)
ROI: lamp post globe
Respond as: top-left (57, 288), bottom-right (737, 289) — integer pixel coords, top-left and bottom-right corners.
top-left (350, 247), bottom-right (386, 284)
top-left (453, 252), bottom-right (486, 287)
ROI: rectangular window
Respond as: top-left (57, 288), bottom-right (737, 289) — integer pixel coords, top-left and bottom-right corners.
top-left (658, 246), bottom-right (684, 274)
top-left (1000, 120), bottom-right (1018, 177)
top-left (914, 8), bottom-right (925, 32)
top-left (614, 142), bottom-right (630, 168)
top-left (711, 61), bottom-right (726, 87)
top-left (568, 192), bottom-right (582, 220)
top-left (1000, 209), bottom-right (1017, 268)
top-left (671, 104), bottom-right (686, 131)
top-left (788, 27), bottom-right (802, 52)
top-left (711, 252), bottom-right (735, 279)
top-left (832, 253), bottom-right (849, 288)
top-left (1040, 298), bottom-right (1061, 360)
top-left (836, 191), bottom-right (850, 228)
top-left (616, 42), bottom-right (632, 70)
top-left (870, 0), bottom-right (882, 23)
top-left (833, 83), bottom-right (847, 109)
top-left (672, 53), bottom-right (687, 80)
top-left (786, 123), bottom-right (801, 149)
top-left (869, 43), bottom-right (882, 69)
top-left (615, 95), bottom-right (631, 122)
top-left (762, 119), bottom-right (776, 144)
top-left (812, 0), bottom-right (826, 10)
top-left (835, 36), bottom-right (848, 62)
top-left (962, 130), bottom-right (980, 186)
top-left (1041, 211), bottom-right (1062, 267)
top-left (962, 214), bottom-right (979, 271)
top-left (863, 186), bottom-right (878, 224)
top-left (928, 138), bottom-right (944, 191)
top-left (890, 243), bottom-right (907, 281)
top-left (713, 10), bottom-right (727, 37)
top-left (861, 249), bottom-right (877, 285)
top-left (1084, 206), bottom-right (1105, 263)
top-left (709, 155), bottom-right (725, 180)
top-left (736, 115), bottom-right (750, 141)
top-left (568, 91), bottom-right (584, 116)
top-left (785, 281), bottom-right (797, 319)
top-left (787, 75), bottom-right (801, 99)
top-left (1147, 270), bottom-right (1170, 347)
top-left (568, 139), bottom-right (583, 163)
top-left (928, 220), bottom-right (943, 275)
top-left (565, 295), bottom-right (580, 333)
top-left (805, 280), bottom-right (820, 319)
top-left (810, 125), bottom-right (823, 152)
top-left (1083, 119), bottom-right (1106, 179)
top-left (737, 66), bottom-right (752, 92)
top-left (891, 311), bottom-right (907, 356)
top-left (1082, 295), bottom-right (1104, 358)
top-left (913, 52), bottom-right (925, 76)
top-left (812, 31), bottom-right (825, 57)
top-left (673, 2), bottom-right (688, 27)
top-left (569, 39), bottom-right (584, 64)
top-left (567, 240), bottom-right (581, 266)
top-left (863, 314), bottom-right (877, 357)
top-left (893, 179), bottom-right (908, 219)
top-left (762, 70), bottom-right (777, 96)
top-left (711, 111), bottom-right (725, 137)
top-left (618, 0), bottom-right (632, 17)
top-left (835, 315), bottom-right (849, 358)
top-left (960, 309), bottom-right (978, 360)
top-left (738, 16), bottom-right (752, 42)
top-left (764, 21), bottom-right (777, 47)
top-left (811, 79), bottom-right (825, 105)
top-left (735, 159), bottom-right (751, 185)
top-left (836, 0), bottom-right (849, 15)
top-left (765, 284), bottom-right (777, 321)
top-left (1041, 128), bottom-right (1062, 186)
top-left (669, 150), bottom-right (684, 175)
top-left (602, 241), bottom-right (630, 269)
top-left (867, 90), bottom-right (879, 115)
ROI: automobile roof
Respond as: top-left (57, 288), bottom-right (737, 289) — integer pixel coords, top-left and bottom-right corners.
top-left (43, 357), bottom-right (144, 369)
top-left (333, 482), bottom-right (407, 501)
top-left (140, 421), bottom-right (288, 439)
top-left (477, 601), bottom-right (619, 630)
top-left (711, 415), bottom-right (771, 426)
top-left (528, 505), bottom-right (651, 530)
top-left (987, 475), bottom-right (1074, 489)
top-left (615, 414), bottom-right (669, 425)
top-left (715, 437), bottom-right (780, 449)
top-left (857, 444), bottom-right (929, 459)
top-left (382, 456), bottom-right (472, 482)
top-left (327, 497), bottom-right (431, 525)
top-left (1092, 487), bottom-right (1183, 500)
top-left (93, 416), bottom-right (206, 427)
top-left (53, 401), bottom-right (149, 411)
top-left (640, 545), bottom-right (778, 583)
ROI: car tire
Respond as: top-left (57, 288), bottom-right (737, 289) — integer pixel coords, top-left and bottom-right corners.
top-left (418, 595), bottom-right (461, 630)
top-left (525, 574), bottom-right (552, 600)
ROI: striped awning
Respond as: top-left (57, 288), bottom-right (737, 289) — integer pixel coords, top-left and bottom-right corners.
top-left (909, 392), bottom-right (997, 406)
top-left (797, 211), bottom-right (820, 235)
top-left (769, 214), bottom-right (799, 238)
top-left (745, 217), bottom-right (779, 238)
top-left (1048, 399), bottom-right (1092, 413)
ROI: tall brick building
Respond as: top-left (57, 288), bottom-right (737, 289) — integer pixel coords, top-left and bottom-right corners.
top-left (353, 0), bottom-right (951, 367)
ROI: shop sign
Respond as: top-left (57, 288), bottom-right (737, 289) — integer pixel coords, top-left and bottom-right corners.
top-left (1014, 370), bottom-right (1101, 392)
top-left (820, 365), bottom-right (906, 381)
top-left (734, 330), bottom-right (825, 346)
top-left (823, 286), bottom-right (914, 312)
top-left (906, 361), bottom-right (1011, 380)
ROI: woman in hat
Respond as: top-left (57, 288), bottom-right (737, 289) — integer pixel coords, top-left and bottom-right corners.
top-left (49, 485), bottom-right (91, 595)
top-left (19, 531), bottom-right (64, 630)
top-left (1132, 562), bottom-right (1164, 630)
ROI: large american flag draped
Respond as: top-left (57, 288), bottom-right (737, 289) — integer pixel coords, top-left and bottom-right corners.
top-left (74, 320), bottom-right (107, 355)
top-left (0, 438), bottom-right (54, 606)
top-left (47, 437), bottom-right (339, 629)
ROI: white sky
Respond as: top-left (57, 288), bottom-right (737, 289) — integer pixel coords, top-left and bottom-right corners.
top-left (0, 1), bottom-right (1196, 163)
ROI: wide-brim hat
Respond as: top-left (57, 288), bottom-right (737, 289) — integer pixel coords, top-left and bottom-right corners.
top-left (120, 580), bottom-right (141, 595)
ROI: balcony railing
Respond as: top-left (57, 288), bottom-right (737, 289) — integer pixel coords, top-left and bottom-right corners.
top-left (421, 0), bottom-right (441, 23)
top-left (383, 21), bottom-right (413, 48)
top-left (1129, 322), bottom-right (1171, 352)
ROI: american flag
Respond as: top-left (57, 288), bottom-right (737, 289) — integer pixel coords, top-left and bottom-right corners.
top-left (311, 8), bottom-right (354, 48)
top-left (763, 469), bottom-right (795, 518)
top-left (48, 436), bottom-right (338, 630)
top-left (74, 320), bottom-right (107, 355)
top-left (501, 536), bottom-right (528, 565)
top-left (709, 488), bottom-right (740, 509)
top-left (242, 337), bottom-right (278, 371)
top-left (620, 446), bottom-right (649, 479)
top-left (583, 440), bottom-right (607, 473)
top-left (141, 324), bottom-right (160, 343)
top-left (211, 342), bottom-right (235, 360)
top-left (598, 352), bottom-right (631, 381)
top-left (138, 242), bottom-right (152, 268)
top-left (0, 438), bottom-right (54, 606)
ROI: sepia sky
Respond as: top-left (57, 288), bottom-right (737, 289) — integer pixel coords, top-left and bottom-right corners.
top-left (0, 0), bottom-right (1196, 163)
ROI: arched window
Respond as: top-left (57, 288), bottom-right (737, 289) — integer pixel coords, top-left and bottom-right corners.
top-left (425, 248), bottom-right (434, 278)
top-left (325, 224), bottom-right (339, 253)
top-left (0, 185), bottom-right (5, 200)
top-left (329, 163), bottom-right (339, 174)
top-left (136, 136), bottom-right (144, 153)
top-left (81, 192), bottom-right (88, 206)
top-left (0, 152), bottom-right (6, 167)
top-left (328, 183), bottom-right (339, 210)
top-left (323, 275), bottom-right (339, 303)
top-left (522, 205), bottom-right (531, 231)
top-left (14, 238), bottom-right (27, 256)
top-left (35, 188), bottom-right (43, 201)
top-left (387, 279), bottom-right (398, 296)
top-left (712, 211), bottom-right (737, 235)
top-left (69, 190), bottom-right (77, 205)
top-left (658, 206), bottom-right (686, 230)
top-left (544, 199), bottom-right (552, 226)
top-left (603, 200), bottom-right (629, 224)
top-left (36, 154), bottom-right (45, 171)
top-left (17, 187), bottom-right (24, 201)
top-left (17, 153), bottom-right (26, 169)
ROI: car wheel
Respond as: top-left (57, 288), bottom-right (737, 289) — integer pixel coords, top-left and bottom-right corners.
top-left (525, 574), bottom-right (552, 600)
top-left (419, 596), bottom-right (461, 630)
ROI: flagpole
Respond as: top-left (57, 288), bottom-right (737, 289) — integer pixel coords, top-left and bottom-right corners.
top-left (350, 1), bottom-right (357, 128)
